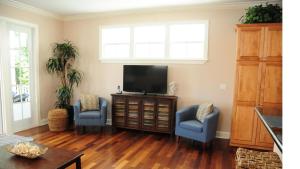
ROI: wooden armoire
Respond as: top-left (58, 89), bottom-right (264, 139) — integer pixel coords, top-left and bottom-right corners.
top-left (230, 23), bottom-right (282, 150)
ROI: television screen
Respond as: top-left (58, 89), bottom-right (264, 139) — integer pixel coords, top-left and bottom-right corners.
top-left (123, 65), bottom-right (168, 94)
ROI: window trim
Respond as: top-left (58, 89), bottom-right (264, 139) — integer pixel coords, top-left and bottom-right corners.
top-left (99, 20), bottom-right (209, 64)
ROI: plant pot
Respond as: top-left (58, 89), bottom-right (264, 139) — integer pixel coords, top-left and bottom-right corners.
top-left (66, 105), bottom-right (74, 129)
top-left (48, 108), bottom-right (68, 132)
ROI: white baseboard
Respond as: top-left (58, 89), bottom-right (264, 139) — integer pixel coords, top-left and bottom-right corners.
top-left (105, 118), bottom-right (230, 139)
top-left (216, 131), bottom-right (230, 139)
top-left (39, 117), bottom-right (230, 139)
top-left (39, 118), bottom-right (48, 126)
top-left (39, 118), bottom-right (112, 126)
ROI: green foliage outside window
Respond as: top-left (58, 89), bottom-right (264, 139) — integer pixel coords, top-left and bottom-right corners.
top-left (15, 47), bottom-right (30, 85)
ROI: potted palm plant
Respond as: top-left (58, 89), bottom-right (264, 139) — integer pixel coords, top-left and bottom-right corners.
top-left (46, 41), bottom-right (82, 130)
top-left (240, 3), bottom-right (282, 24)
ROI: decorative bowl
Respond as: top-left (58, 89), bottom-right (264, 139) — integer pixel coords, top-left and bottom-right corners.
top-left (6, 142), bottom-right (48, 159)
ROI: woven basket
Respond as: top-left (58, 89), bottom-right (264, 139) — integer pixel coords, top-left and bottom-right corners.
top-left (235, 148), bottom-right (282, 169)
top-left (48, 109), bottom-right (68, 132)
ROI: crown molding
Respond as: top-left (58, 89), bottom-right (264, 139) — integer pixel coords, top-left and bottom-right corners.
top-left (0, 0), bottom-right (63, 20)
top-left (63, 0), bottom-right (281, 21)
top-left (0, 0), bottom-right (281, 22)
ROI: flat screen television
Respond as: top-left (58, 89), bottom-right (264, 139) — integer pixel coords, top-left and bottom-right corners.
top-left (123, 65), bottom-right (168, 94)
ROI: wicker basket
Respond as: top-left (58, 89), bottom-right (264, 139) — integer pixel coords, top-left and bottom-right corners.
top-left (235, 148), bottom-right (282, 169)
top-left (48, 109), bottom-right (68, 132)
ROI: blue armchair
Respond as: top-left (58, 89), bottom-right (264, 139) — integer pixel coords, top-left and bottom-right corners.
top-left (73, 97), bottom-right (107, 131)
top-left (175, 105), bottom-right (219, 145)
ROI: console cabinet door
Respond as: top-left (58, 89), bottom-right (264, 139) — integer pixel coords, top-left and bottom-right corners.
top-left (156, 99), bottom-right (172, 132)
top-left (112, 97), bottom-right (126, 127)
top-left (126, 98), bottom-right (141, 129)
top-left (141, 99), bottom-right (156, 130)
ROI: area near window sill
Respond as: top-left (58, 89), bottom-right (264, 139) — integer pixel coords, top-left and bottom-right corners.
top-left (99, 59), bottom-right (208, 64)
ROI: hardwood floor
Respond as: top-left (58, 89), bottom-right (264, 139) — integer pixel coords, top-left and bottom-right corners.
top-left (16, 126), bottom-right (236, 169)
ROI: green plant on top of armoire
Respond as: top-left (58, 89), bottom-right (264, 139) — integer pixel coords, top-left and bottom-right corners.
top-left (240, 3), bottom-right (282, 24)
top-left (46, 41), bottom-right (82, 131)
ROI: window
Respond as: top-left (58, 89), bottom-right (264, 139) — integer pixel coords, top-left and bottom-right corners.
top-left (169, 24), bottom-right (207, 60)
top-left (134, 25), bottom-right (165, 59)
top-left (101, 27), bottom-right (130, 59)
top-left (100, 21), bottom-right (208, 63)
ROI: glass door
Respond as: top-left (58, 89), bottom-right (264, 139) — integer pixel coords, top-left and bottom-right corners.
top-left (0, 89), bottom-right (2, 134)
top-left (8, 25), bottom-right (34, 132)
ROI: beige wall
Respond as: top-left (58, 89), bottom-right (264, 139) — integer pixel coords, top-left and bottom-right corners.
top-left (0, 4), bottom-right (63, 120)
top-left (64, 7), bottom-right (244, 133)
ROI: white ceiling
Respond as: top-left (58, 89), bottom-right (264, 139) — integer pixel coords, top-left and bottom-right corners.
top-left (12, 0), bottom-right (275, 15)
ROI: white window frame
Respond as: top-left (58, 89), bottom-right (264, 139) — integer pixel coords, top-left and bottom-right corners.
top-left (101, 26), bottom-right (131, 60)
top-left (133, 24), bottom-right (166, 59)
top-left (99, 20), bottom-right (209, 64)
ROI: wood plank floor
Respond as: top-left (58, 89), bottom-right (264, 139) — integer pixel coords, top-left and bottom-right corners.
top-left (16, 126), bottom-right (236, 169)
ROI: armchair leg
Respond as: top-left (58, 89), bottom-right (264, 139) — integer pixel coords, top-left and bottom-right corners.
top-left (208, 140), bottom-right (213, 149)
top-left (75, 126), bottom-right (80, 134)
top-left (81, 126), bottom-right (86, 134)
top-left (176, 136), bottom-right (180, 143)
top-left (202, 143), bottom-right (207, 150)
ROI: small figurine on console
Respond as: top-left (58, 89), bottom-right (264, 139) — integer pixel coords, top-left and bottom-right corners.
top-left (168, 81), bottom-right (177, 95)
top-left (117, 85), bottom-right (122, 94)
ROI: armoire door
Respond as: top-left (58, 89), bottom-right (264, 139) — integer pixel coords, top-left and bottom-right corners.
top-left (263, 25), bottom-right (282, 62)
top-left (236, 26), bottom-right (264, 61)
top-left (256, 62), bottom-right (282, 147)
top-left (230, 61), bottom-right (261, 145)
top-left (259, 62), bottom-right (282, 106)
top-left (231, 104), bottom-right (258, 145)
top-left (235, 61), bottom-right (261, 103)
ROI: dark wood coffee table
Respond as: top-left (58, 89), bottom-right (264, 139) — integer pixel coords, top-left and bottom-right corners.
top-left (0, 146), bottom-right (83, 169)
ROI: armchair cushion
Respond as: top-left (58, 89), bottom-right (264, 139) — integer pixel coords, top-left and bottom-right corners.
top-left (195, 103), bottom-right (213, 123)
top-left (80, 94), bottom-right (99, 111)
top-left (79, 111), bottom-right (101, 119)
top-left (180, 120), bottom-right (203, 132)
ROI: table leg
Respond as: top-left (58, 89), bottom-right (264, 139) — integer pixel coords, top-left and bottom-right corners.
top-left (76, 157), bottom-right (81, 169)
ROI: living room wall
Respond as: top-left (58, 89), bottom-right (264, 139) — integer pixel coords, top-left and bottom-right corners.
top-left (63, 5), bottom-right (245, 135)
top-left (0, 4), bottom-right (63, 121)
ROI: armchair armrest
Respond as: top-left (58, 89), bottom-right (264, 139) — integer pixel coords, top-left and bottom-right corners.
top-left (202, 107), bottom-right (220, 142)
top-left (73, 100), bottom-right (81, 121)
top-left (99, 97), bottom-right (108, 124)
top-left (176, 105), bottom-right (198, 126)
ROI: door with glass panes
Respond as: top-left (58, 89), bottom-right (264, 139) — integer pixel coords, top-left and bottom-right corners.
top-left (8, 24), bottom-right (35, 132)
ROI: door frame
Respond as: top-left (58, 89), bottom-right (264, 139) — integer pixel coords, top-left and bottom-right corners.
top-left (0, 16), bottom-right (40, 134)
